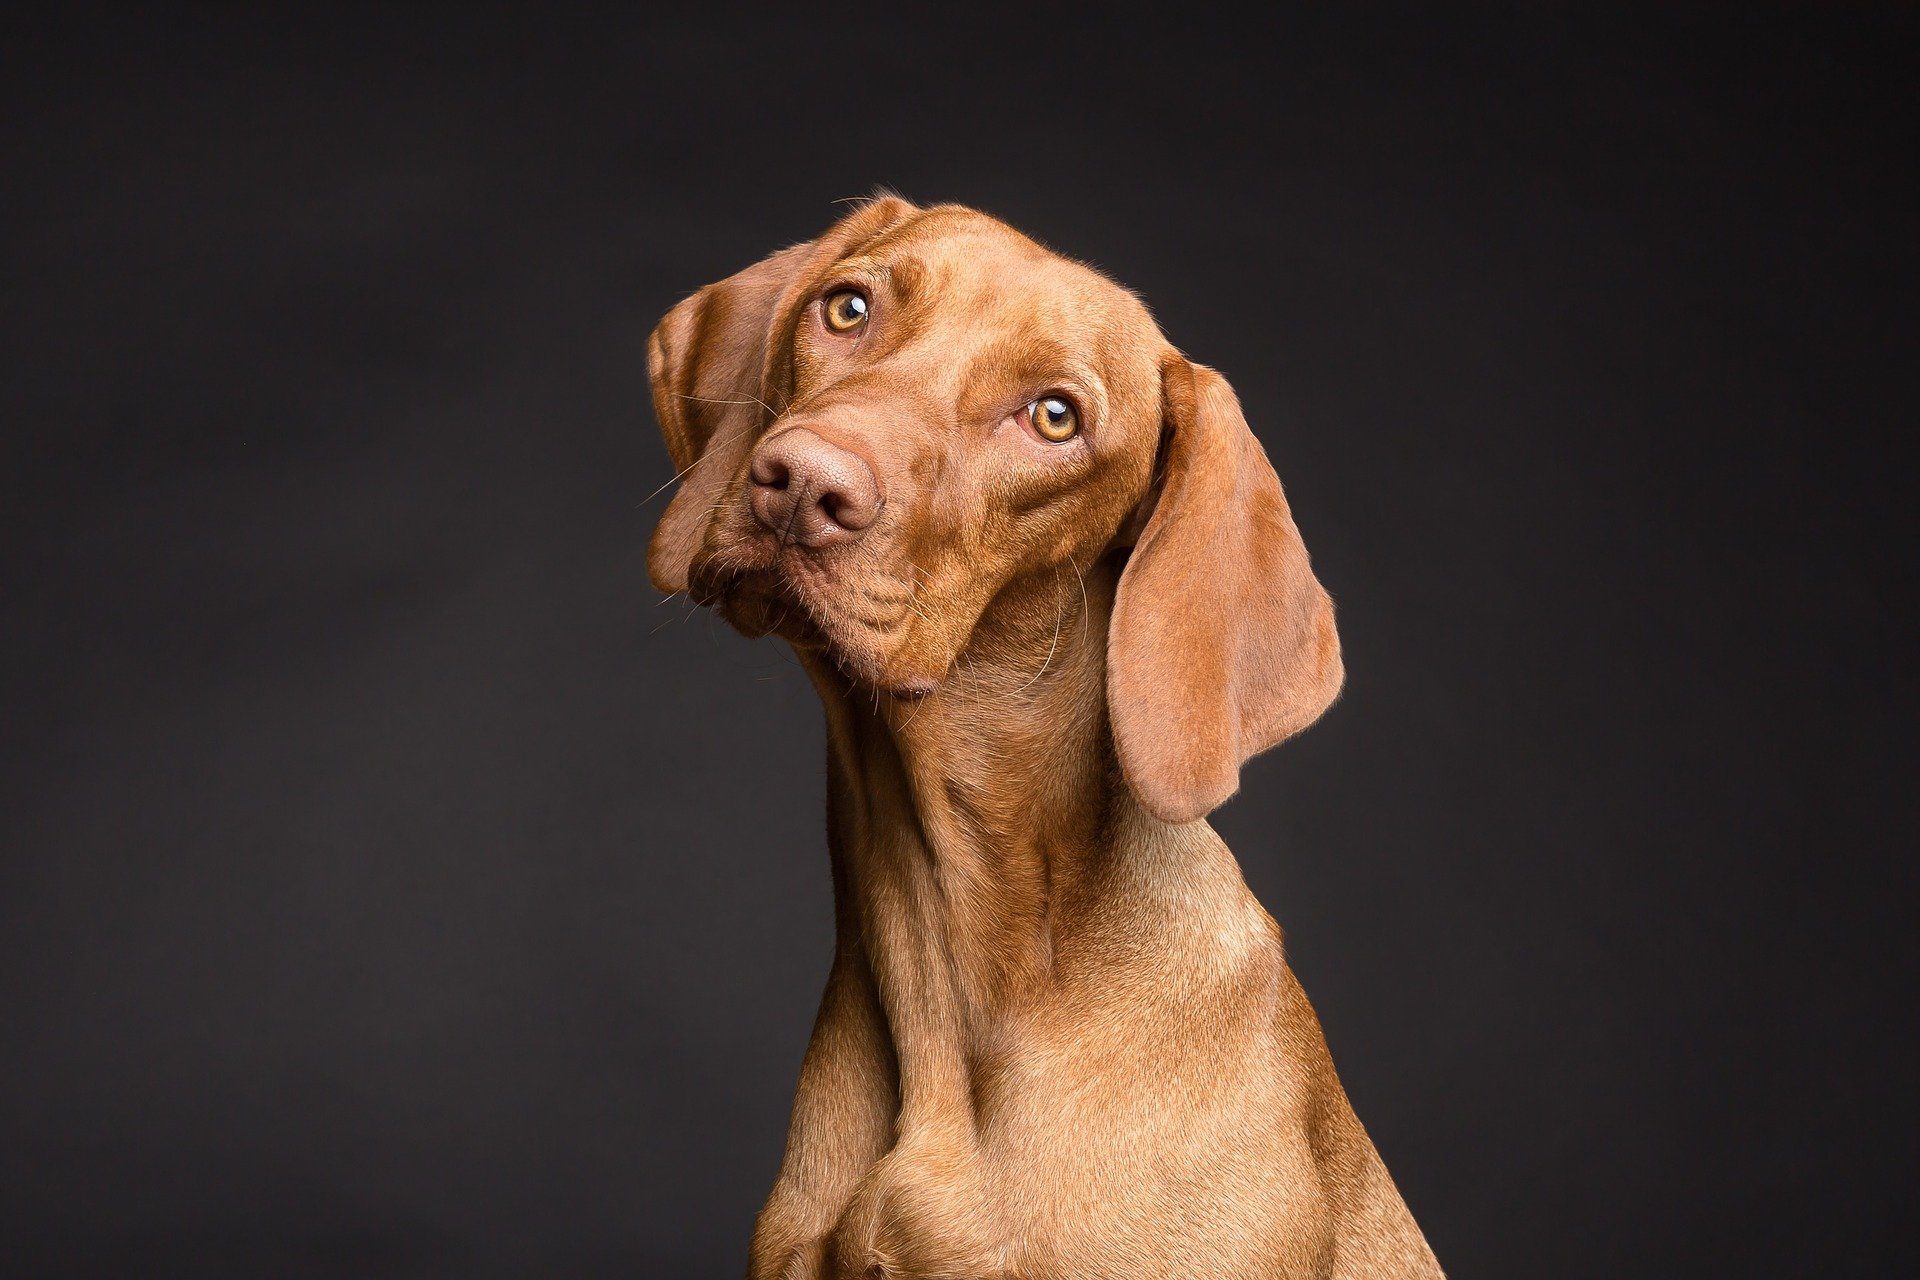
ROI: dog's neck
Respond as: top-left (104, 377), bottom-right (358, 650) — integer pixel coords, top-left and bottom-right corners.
top-left (799, 555), bottom-right (1249, 1133)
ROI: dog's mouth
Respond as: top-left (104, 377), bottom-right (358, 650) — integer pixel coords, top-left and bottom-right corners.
top-left (687, 551), bottom-right (938, 699)
top-left (688, 561), bottom-right (825, 648)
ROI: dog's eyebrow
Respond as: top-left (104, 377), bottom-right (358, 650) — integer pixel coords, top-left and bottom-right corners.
top-left (822, 258), bottom-right (929, 312)
top-left (881, 258), bottom-right (929, 301)
top-left (959, 334), bottom-right (1106, 420)
top-left (827, 257), bottom-right (894, 283)
top-left (1003, 337), bottom-right (1098, 393)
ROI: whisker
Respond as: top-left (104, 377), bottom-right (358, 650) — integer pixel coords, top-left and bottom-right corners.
top-left (1015, 565), bottom-right (1066, 693)
top-left (677, 390), bottom-right (782, 420)
top-left (897, 685), bottom-right (930, 732)
top-left (636, 416), bottom-right (761, 508)
top-left (648, 599), bottom-right (699, 636)
top-left (1069, 554), bottom-right (1090, 635)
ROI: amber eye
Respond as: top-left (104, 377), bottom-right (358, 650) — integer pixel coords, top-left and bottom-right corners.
top-left (822, 288), bottom-right (869, 332)
top-left (1029, 395), bottom-right (1079, 442)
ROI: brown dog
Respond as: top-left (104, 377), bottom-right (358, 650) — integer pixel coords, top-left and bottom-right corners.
top-left (647, 197), bottom-right (1442, 1279)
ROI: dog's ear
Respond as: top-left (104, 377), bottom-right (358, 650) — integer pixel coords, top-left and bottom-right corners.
top-left (646, 196), bottom-right (918, 593)
top-left (1107, 357), bottom-right (1344, 824)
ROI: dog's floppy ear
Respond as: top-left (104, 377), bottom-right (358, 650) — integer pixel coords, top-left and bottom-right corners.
top-left (1107, 356), bottom-right (1344, 824)
top-left (646, 196), bottom-right (918, 593)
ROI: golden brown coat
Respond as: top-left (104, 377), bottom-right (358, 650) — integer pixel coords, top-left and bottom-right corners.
top-left (648, 198), bottom-right (1441, 1279)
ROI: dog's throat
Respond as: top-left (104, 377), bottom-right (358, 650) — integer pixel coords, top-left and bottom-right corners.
top-left (801, 576), bottom-right (1117, 1126)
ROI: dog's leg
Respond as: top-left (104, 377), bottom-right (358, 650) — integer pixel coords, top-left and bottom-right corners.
top-left (748, 952), bottom-right (896, 1280)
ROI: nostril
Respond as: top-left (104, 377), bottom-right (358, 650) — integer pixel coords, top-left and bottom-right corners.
top-left (822, 472), bottom-right (878, 532)
top-left (747, 429), bottom-right (879, 544)
top-left (750, 455), bottom-right (790, 490)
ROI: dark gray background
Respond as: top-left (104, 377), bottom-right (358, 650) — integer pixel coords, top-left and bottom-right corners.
top-left (3, 7), bottom-right (1912, 1278)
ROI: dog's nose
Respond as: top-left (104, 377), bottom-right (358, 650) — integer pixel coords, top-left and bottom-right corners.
top-left (748, 429), bottom-right (880, 548)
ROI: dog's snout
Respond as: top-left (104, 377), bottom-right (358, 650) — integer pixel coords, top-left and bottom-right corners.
top-left (748, 429), bottom-right (880, 548)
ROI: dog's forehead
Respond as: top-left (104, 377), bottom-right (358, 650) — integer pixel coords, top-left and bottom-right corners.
top-left (856, 207), bottom-right (1159, 348)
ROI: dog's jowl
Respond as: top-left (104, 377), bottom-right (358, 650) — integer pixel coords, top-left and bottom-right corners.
top-left (647, 198), bottom-right (1443, 1279)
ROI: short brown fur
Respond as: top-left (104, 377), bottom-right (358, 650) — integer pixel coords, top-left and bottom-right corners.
top-left (648, 198), bottom-right (1442, 1279)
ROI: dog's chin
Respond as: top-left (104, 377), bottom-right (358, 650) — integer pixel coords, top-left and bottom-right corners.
top-left (688, 560), bottom-right (941, 701)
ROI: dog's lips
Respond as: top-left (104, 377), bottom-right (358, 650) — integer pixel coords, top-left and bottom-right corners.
top-left (686, 550), bottom-right (941, 699)
top-left (690, 560), bottom-right (817, 642)
top-left (884, 675), bottom-right (936, 701)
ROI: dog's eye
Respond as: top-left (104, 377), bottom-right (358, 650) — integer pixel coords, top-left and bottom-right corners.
top-left (1029, 395), bottom-right (1079, 442)
top-left (822, 289), bottom-right (870, 333)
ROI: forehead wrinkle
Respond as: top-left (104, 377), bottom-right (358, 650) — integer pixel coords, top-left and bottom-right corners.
top-left (841, 203), bottom-right (981, 268)
top-left (822, 255), bottom-right (938, 326)
top-left (884, 256), bottom-right (930, 304)
top-left (819, 255), bottom-right (890, 290)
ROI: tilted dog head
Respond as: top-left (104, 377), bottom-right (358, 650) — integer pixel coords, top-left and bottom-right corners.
top-left (647, 198), bottom-right (1342, 822)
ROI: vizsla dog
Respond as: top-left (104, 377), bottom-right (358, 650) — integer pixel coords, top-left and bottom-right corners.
top-left (647, 197), bottom-right (1442, 1279)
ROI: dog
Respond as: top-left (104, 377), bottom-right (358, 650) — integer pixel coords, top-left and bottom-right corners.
top-left (647, 197), bottom-right (1442, 1279)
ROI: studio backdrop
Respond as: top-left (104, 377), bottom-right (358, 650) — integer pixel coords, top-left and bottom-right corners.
top-left (1, 8), bottom-right (1910, 1279)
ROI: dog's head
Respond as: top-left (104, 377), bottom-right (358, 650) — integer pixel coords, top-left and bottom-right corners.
top-left (647, 198), bottom-right (1341, 822)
